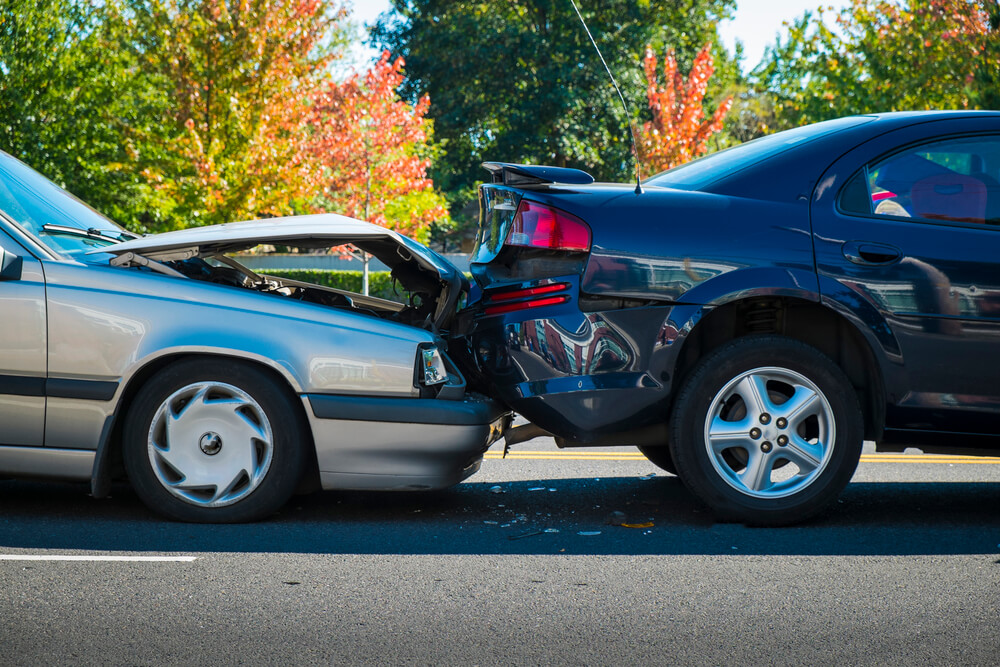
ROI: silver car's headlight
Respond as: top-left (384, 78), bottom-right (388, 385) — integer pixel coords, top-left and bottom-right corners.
top-left (419, 345), bottom-right (448, 386)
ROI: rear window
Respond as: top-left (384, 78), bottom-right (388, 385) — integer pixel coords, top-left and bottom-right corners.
top-left (645, 116), bottom-right (876, 191)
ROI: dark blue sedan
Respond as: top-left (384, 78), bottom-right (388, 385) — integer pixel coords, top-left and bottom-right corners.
top-left (458, 110), bottom-right (1000, 525)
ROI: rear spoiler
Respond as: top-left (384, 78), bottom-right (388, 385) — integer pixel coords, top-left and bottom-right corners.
top-left (482, 162), bottom-right (595, 186)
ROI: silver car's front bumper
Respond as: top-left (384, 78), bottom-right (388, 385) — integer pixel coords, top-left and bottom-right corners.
top-left (303, 393), bottom-right (509, 491)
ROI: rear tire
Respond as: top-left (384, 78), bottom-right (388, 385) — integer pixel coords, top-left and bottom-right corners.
top-left (123, 359), bottom-right (307, 523)
top-left (668, 336), bottom-right (862, 525)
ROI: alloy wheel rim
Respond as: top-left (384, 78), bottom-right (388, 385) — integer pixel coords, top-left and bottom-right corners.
top-left (147, 381), bottom-right (274, 507)
top-left (703, 366), bottom-right (835, 499)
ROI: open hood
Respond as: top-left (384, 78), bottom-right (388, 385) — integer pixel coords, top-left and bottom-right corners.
top-left (92, 214), bottom-right (466, 332)
top-left (96, 213), bottom-right (460, 282)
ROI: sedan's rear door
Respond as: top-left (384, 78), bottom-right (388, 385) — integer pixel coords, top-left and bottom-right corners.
top-left (811, 116), bottom-right (1000, 438)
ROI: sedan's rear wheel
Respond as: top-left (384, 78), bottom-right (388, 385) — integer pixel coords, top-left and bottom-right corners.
top-left (123, 359), bottom-right (306, 523)
top-left (668, 336), bottom-right (862, 525)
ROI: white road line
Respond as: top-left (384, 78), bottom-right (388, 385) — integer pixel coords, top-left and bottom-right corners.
top-left (0, 555), bottom-right (197, 562)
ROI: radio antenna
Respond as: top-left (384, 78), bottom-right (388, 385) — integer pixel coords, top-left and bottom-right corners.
top-left (569, 0), bottom-right (642, 195)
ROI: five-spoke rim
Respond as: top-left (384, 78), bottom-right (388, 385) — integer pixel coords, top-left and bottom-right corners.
top-left (147, 381), bottom-right (274, 507)
top-left (703, 366), bottom-right (835, 499)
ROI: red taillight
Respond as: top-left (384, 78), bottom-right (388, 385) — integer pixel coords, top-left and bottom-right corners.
top-left (484, 295), bottom-right (569, 316)
top-left (505, 200), bottom-right (590, 252)
top-left (482, 282), bottom-right (571, 316)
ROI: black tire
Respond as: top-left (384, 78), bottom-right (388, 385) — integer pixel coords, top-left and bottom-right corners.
top-left (123, 358), bottom-right (307, 523)
top-left (637, 445), bottom-right (677, 475)
top-left (668, 335), bottom-right (863, 526)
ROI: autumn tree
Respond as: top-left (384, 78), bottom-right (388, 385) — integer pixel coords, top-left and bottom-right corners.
top-left (371, 0), bottom-right (738, 242)
top-left (638, 43), bottom-right (733, 173)
top-left (307, 50), bottom-right (449, 291)
top-left (757, 0), bottom-right (1000, 129)
top-left (125, 0), bottom-right (349, 231)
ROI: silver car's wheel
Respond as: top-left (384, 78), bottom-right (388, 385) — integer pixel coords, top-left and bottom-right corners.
top-left (124, 359), bottom-right (306, 523)
top-left (669, 336), bottom-right (862, 525)
top-left (704, 367), bottom-right (835, 499)
top-left (148, 381), bottom-right (274, 508)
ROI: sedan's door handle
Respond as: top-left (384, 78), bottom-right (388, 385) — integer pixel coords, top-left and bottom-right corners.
top-left (842, 241), bottom-right (902, 266)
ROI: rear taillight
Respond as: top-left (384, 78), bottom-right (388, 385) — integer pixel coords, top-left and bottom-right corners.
top-left (483, 282), bottom-right (571, 316)
top-left (505, 201), bottom-right (590, 252)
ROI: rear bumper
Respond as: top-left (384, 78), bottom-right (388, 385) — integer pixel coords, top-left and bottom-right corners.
top-left (464, 296), bottom-right (680, 442)
top-left (303, 393), bottom-right (509, 491)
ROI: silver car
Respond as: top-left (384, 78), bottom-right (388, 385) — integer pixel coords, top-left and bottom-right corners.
top-left (0, 150), bottom-right (508, 522)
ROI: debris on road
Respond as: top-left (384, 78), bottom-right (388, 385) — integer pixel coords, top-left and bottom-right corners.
top-left (508, 530), bottom-right (544, 540)
top-left (640, 473), bottom-right (656, 480)
top-left (489, 485), bottom-right (504, 494)
top-left (621, 522), bottom-right (654, 529)
top-left (577, 531), bottom-right (602, 536)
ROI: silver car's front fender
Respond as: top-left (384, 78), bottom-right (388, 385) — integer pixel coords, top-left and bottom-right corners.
top-left (43, 261), bottom-right (434, 451)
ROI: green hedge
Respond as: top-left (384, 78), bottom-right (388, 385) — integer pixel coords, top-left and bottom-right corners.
top-left (263, 270), bottom-right (401, 301)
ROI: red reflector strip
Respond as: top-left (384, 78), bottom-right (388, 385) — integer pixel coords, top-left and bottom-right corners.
top-left (483, 295), bottom-right (569, 316)
top-left (486, 282), bottom-right (570, 303)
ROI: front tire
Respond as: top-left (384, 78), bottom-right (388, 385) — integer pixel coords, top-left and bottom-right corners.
top-left (668, 336), bottom-right (862, 525)
top-left (123, 359), bottom-right (307, 523)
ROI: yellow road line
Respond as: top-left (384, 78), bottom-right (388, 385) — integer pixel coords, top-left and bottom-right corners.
top-left (484, 451), bottom-right (1000, 464)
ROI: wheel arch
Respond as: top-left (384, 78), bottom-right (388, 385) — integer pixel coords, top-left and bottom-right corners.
top-left (91, 351), bottom-right (319, 498)
top-left (670, 295), bottom-right (886, 442)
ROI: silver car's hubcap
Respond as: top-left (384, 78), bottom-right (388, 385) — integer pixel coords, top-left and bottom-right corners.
top-left (703, 367), bottom-right (835, 499)
top-left (148, 382), bottom-right (273, 507)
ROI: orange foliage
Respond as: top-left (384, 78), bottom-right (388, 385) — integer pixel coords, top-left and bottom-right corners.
top-left (637, 43), bottom-right (732, 173)
top-left (307, 50), bottom-right (446, 240)
top-left (141, 0), bottom-right (344, 227)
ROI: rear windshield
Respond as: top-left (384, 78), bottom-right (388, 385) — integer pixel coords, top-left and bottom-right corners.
top-left (645, 116), bottom-right (876, 191)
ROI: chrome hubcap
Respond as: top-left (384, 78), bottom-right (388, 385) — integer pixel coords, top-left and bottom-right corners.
top-left (703, 367), bottom-right (835, 499)
top-left (148, 382), bottom-right (273, 507)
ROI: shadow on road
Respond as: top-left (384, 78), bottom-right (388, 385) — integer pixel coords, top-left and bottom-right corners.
top-left (1, 476), bottom-right (999, 556)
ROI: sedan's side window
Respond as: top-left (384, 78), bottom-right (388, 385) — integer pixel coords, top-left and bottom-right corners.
top-left (839, 135), bottom-right (1000, 225)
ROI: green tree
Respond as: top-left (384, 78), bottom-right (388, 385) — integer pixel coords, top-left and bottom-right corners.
top-left (757, 0), bottom-right (999, 130)
top-left (0, 0), bottom-right (169, 228)
top-left (371, 0), bottom-right (737, 243)
top-left (126, 0), bottom-right (350, 231)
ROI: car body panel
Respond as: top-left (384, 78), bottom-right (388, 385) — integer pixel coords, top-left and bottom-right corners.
top-left (0, 231), bottom-right (46, 446)
top-left (811, 115), bottom-right (1000, 435)
top-left (38, 259), bottom-right (441, 451)
top-left (305, 393), bottom-right (506, 490)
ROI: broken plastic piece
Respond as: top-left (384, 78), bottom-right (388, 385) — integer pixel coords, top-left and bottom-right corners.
top-left (508, 530), bottom-right (544, 540)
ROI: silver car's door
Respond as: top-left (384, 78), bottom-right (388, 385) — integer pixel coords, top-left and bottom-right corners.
top-left (0, 230), bottom-right (46, 446)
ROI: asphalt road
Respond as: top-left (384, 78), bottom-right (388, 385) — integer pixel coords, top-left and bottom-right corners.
top-left (2, 439), bottom-right (1000, 666)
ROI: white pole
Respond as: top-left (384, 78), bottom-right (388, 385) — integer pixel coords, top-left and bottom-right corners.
top-left (362, 250), bottom-right (370, 296)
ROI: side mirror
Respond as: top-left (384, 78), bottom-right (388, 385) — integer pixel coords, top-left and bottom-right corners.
top-left (0, 246), bottom-right (23, 281)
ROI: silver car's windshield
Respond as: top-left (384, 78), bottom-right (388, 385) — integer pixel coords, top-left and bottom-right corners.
top-left (0, 151), bottom-right (132, 259)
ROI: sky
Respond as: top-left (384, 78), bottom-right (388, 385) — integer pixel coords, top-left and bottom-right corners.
top-left (346, 0), bottom-right (849, 73)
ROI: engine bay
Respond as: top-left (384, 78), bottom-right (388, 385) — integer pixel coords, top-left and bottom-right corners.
top-left (168, 255), bottom-right (443, 330)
